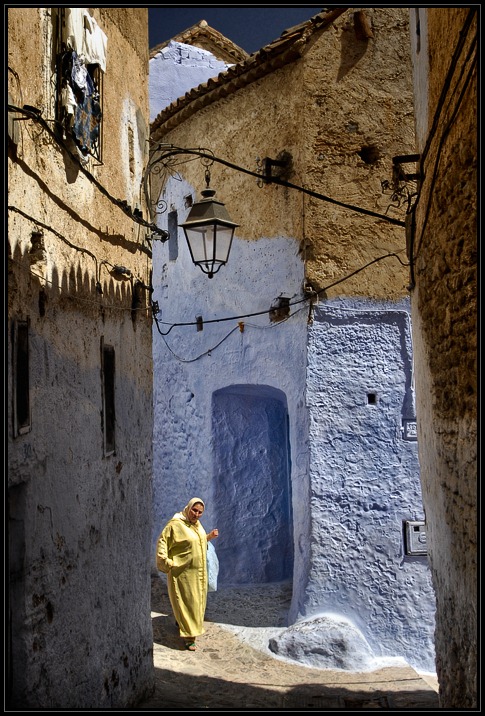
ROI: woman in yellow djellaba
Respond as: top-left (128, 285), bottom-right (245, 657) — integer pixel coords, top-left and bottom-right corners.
top-left (156, 497), bottom-right (219, 651)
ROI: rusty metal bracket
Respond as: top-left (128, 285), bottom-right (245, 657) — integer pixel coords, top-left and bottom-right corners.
top-left (392, 154), bottom-right (422, 184)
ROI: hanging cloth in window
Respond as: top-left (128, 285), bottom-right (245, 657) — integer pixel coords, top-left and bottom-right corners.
top-left (71, 51), bottom-right (94, 96)
top-left (83, 13), bottom-right (107, 72)
top-left (63, 8), bottom-right (107, 72)
top-left (73, 94), bottom-right (102, 154)
top-left (63, 8), bottom-right (85, 54)
top-left (61, 83), bottom-right (77, 125)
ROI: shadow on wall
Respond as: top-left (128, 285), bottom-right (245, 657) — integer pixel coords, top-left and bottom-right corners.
top-left (337, 10), bottom-right (374, 82)
top-left (212, 385), bottom-right (293, 586)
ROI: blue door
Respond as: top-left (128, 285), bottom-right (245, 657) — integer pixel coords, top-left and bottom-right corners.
top-left (212, 385), bottom-right (293, 586)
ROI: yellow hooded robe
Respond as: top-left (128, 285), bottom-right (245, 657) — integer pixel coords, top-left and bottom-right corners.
top-left (156, 498), bottom-right (208, 638)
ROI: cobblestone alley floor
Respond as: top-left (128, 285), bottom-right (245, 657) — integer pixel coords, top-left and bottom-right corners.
top-left (137, 576), bottom-right (439, 711)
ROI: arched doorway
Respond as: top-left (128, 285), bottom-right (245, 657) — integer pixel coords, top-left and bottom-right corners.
top-left (212, 385), bottom-right (293, 586)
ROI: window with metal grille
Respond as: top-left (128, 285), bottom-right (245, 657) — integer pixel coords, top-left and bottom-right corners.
top-left (55, 8), bottom-right (106, 164)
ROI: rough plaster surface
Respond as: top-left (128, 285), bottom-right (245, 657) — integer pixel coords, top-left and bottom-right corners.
top-left (300, 300), bottom-right (436, 672)
top-left (269, 614), bottom-right (376, 671)
top-left (150, 41), bottom-right (231, 122)
top-left (149, 10), bottom-right (436, 677)
top-left (8, 8), bottom-right (154, 709)
top-left (409, 8), bottom-right (477, 707)
top-left (212, 386), bottom-right (293, 586)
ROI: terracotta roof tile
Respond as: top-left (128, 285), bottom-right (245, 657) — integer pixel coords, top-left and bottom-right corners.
top-left (151, 8), bottom-right (348, 138)
top-left (149, 19), bottom-right (248, 63)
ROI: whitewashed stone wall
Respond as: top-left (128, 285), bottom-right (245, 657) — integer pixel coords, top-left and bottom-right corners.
top-left (149, 12), bottom-right (437, 674)
top-left (8, 8), bottom-right (154, 708)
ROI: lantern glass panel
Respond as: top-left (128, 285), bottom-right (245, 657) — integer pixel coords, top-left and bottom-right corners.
top-left (185, 225), bottom-right (216, 264)
top-left (214, 226), bottom-right (234, 261)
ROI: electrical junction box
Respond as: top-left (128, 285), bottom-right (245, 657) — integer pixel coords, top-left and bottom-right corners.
top-left (402, 419), bottom-right (418, 441)
top-left (404, 520), bottom-right (427, 556)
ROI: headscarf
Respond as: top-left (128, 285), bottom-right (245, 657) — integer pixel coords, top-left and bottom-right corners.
top-left (181, 497), bottom-right (205, 521)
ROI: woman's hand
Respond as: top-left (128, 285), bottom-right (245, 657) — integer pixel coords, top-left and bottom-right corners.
top-left (207, 529), bottom-right (219, 541)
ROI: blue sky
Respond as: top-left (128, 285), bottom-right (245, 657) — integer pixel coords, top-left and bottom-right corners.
top-left (148, 6), bottom-right (322, 54)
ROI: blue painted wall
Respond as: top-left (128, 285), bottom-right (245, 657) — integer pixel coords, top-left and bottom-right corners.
top-left (149, 39), bottom-right (436, 673)
top-left (299, 299), bottom-right (436, 671)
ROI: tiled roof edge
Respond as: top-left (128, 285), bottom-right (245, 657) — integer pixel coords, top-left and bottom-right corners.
top-left (149, 19), bottom-right (249, 63)
top-left (151, 8), bottom-right (348, 139)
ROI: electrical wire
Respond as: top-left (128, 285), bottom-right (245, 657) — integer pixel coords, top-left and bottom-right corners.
top-left (153, 264), bottom-right (414, 364)
top-left (9, 204), bottom-right (409, 336)
top-left (150, 251), bottom-right (410, 363)
top-left (8, 256), bottom-right (152, 313)
top-left (153, 299), bottom-right (305, 363)
top-left (154, 318), bottom-right (240, 363)
top-left (9, 113), bottom-right (412, 336)
top-left (7, 103), bottom-right (168, 241)
top-left (8, 204), bottom-right (100, 279)
top-left (408, 10), bottom-right (477, 287)
top-left (148, 143), bottom-right (407, 228)
top-left (9, 207), bottom-right (410, 362)
top-left (8, 205), bottom-right (152, 291)
top-left (412, 33), bottom-right (477, 264)
top-left (152, 249), bottom-right (409, 332)
top-left (417, 8), bottom-right (477, 171)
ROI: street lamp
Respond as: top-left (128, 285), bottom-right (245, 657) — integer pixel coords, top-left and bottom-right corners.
top-left (179, 170), bottom-right (239, 278)
top-left (145, 144), bottom-right (407, 277)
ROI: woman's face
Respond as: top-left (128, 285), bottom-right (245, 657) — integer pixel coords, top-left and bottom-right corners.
top-left (188, 503), bottom-right (204, 524)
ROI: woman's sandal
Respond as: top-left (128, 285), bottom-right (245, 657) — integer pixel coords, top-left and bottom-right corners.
top-left (184, 640), bottom-right (196, 651)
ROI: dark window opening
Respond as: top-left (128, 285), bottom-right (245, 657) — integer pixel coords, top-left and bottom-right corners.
top-left (38, 289), bottom-right (47, 317)
top-left (101, 341), bottom-right (115, 455)
top-left (415, 9), bottom-right (421, 54)
top-left (168, 210), bottom-right (179, 261)
top-left (128, 125), bottom-right (135, 177)
top-left (131, 281), bottom-right (145, 324)
top-left (12, 319), bottom-right (31, 437)
top-left (367, 393), bottom-right (377, 405)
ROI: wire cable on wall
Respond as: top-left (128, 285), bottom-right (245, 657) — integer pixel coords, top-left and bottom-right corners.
top-left (8, 205), bottom-right (152, 292)
top-left (152, 250), bottom-right (409, 361)
top-left (148, 144), bottom-right (407, 229)
top-left (407, 9), bottom-right (477, 287)
top-left (155, 322), bottom-right (241, 363)
top-left (412, 35), bottom-right (477, 264)
top-left (8, 256), bottom-right (152, 313)
top-left (9, 198), bottom-right (409, 338)
top-left (152, 249), bottom-right (409, 333)
top-left (7, 103), bottom-right (168, 241)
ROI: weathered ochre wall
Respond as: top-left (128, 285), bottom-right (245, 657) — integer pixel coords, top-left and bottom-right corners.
top-left (8, 8), bottom-right (154, 709)
top-left (152, 8), bottom-right (414, 302)
top-left (301, 8), bottom-right (415, 299)
top-left (151, 58), bottom-right (308, 244)
top-left (8, 8), bottom-right (151, 272)
top-left (410, 7), bottom-right (477, 709)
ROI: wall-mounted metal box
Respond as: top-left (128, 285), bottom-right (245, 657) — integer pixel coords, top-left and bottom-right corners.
top-left (404, 520), bottom-right (427, 555)
top-left (402, 419), bottom-right (418, 441)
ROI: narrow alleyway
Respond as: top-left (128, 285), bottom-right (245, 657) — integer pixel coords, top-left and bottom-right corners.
top-left (137, 576), bottom-right (439, 710)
